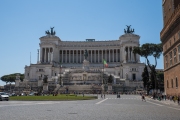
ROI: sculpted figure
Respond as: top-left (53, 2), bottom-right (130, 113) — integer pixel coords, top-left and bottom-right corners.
top-left (84, 49), bottom-right (88, 60)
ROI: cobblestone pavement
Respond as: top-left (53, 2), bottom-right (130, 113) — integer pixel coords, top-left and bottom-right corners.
top-left (0, 95), bottom-right (180, 120)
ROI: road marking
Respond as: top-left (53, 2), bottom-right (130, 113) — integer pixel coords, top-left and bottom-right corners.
top-left (0, 101), bottom-right (60, 107)
top-left (146, 101), bottom-right (164, 106)
top-left (96, 98), bottom-right (108, 104)
top-left (167, 106), bottom-right (180, 111)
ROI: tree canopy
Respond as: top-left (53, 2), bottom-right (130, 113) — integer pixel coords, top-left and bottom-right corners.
top-left (133, 43), bottom-right (163, 91)
top-left (1, 73), bottom-right (24, 84)
top-left (133, 43), bottom-right (162, 69)
top-left (108, 74), bottom-right (113, 84)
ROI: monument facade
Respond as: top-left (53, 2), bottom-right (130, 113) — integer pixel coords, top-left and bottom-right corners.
top-left (15, 26), bottom-right (145, 93)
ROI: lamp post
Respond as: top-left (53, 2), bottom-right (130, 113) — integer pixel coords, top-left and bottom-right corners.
top-left (120, 63), bottom-right (124, 93)
top-left (123, 83), bottom-right (125, 94)
top-left (59, 63), bottom-right (62, 86)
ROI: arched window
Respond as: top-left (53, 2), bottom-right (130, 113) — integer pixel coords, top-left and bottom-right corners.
top-left (176, 77), bottom-right (178, 88)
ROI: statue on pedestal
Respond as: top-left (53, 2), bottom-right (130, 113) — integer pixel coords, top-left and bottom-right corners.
top-left (84, 49), bottom-right (88, 60)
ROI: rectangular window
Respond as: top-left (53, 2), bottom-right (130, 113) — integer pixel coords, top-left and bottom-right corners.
top-left (178, 46), bottom-right (180, 62)
top-left (169, 52), bottom-right (172, 66)
top-left (173, 49), bottom-right (177, 64)
top-left (176, 78), bottom-right (178, 88)
top-left (132, 74), bottom-right (136, 80)
top-left (165, 55), bottom-right (168, 68)
top-left (39, 69), bottom-right (43, 72)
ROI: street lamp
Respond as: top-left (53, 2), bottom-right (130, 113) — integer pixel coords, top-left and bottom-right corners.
top-left (59, 63), bottom-right (62, 86)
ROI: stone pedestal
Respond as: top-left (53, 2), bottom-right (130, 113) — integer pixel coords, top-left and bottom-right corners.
top-left (125, 80), bottom-right (129, 86)
top-left (107, 84), bottom-right (113, 93)
top-left (43, 83), bottom-right (48, 91)
top-left (15, 74), bottom-right (20, 87)
top-left (83, 59), bottom-right (90, 71)
top-left (15, 80), bottom-right (20, 87)
top-left (38, 80), bottom-right (43, 87)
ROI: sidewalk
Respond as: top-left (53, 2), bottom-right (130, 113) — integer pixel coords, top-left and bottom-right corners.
top-left (148, 96), bottom-right (180, 106)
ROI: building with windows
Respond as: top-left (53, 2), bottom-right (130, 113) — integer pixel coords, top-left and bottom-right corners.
top-left (15, 26), bottom-right (145, 93)
top-left (160, 0), bottom-right (180, 95)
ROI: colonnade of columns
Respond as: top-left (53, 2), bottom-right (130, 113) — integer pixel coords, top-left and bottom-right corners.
top-left (60, 49), bottom-right (120, 64)
top-left (41, 48), bottom-right (53, 62)
top-left (125, 46), bottom-right (139, 62)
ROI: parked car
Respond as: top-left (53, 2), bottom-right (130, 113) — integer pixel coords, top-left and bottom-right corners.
top-left (29, 92), bottom-right (36, 96)
top-left (0, 92), bottom-right (9, 101)
top-left (11, 93), bottom-right (17, 96)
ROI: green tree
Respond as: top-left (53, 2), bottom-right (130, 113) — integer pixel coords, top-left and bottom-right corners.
top-left (156, 72), bottom-right (164, 91)
top-left (108, 74), bottom-right (113, 84)
top-left (142, 65), bottom-right (148, 87)
top-left (0, 73), bottom-right (24, 84)
top-left (133, 43), bottom-right (163, 90)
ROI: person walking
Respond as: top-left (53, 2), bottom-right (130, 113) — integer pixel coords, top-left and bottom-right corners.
top-left (142, 94), bottom-right (146, 102)
top-left (177, 96), bottom-right (180, 105)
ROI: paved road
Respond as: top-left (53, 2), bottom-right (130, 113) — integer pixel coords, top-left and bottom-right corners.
top-left (0, 95), bottom-right (180, 120)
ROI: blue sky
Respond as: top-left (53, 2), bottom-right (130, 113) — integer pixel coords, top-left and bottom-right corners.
top-left (0, 0), bottom-right (163, 86)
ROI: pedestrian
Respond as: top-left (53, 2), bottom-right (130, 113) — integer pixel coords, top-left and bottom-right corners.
top-left (101, 94), bottom-right (103, 99)
top-left (164, 95), bottom-right (166, 101)
top-left (142, 94), bottom-right (146, 102)
top-left (104, 94), bottom-right (105, 99)
top-left (178, 96), bottom-right (180, 105)
top-left (172, 96), bottom-right (175, 102)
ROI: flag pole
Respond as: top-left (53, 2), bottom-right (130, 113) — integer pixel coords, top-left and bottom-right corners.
top-left (103, 59), bottom-right (104, 94)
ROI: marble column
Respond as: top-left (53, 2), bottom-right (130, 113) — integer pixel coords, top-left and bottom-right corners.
top-left (132, 47), bottom-right (134, 62)
top-left (44, 48), bottom-right (46, 62)
top-left (98, 50), bottom-right (99, 63)
top-left (109, 49), bottom-right (110, 62)
top-left (91, 50), bottom-right (92, 63)
top-left (69, 50), bottom-right (70, 63)
top-left (62, 50), bottom-right (63, 63)
top-left (95, 50), bottom-right (96, 63)
top-left (80, 50), bottom-right (81, 63)
top-left (105, 50), bottom-right (107, 61)
top-left (51, 52), bottom-right (53, 62)
top-left (40, 48), bottom-right (42, 63)
top-left (112, 49), bottom-right (114, 62)
top-left (128, 47), bottom-right (130, 62)
top-left (116, 49), bottom-right (118, 62)
top-left (76, 50), bottom-right (78, 63)
top-left (102, 50), bottom-right (103, 62)
top-left (73, 50), bottom-right (74, 63)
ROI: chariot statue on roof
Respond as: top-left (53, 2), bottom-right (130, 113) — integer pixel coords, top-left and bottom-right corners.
top-left (124, 25), bottom-right (134, 34)
top-left (45, 27), bottom-right (56, 35)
